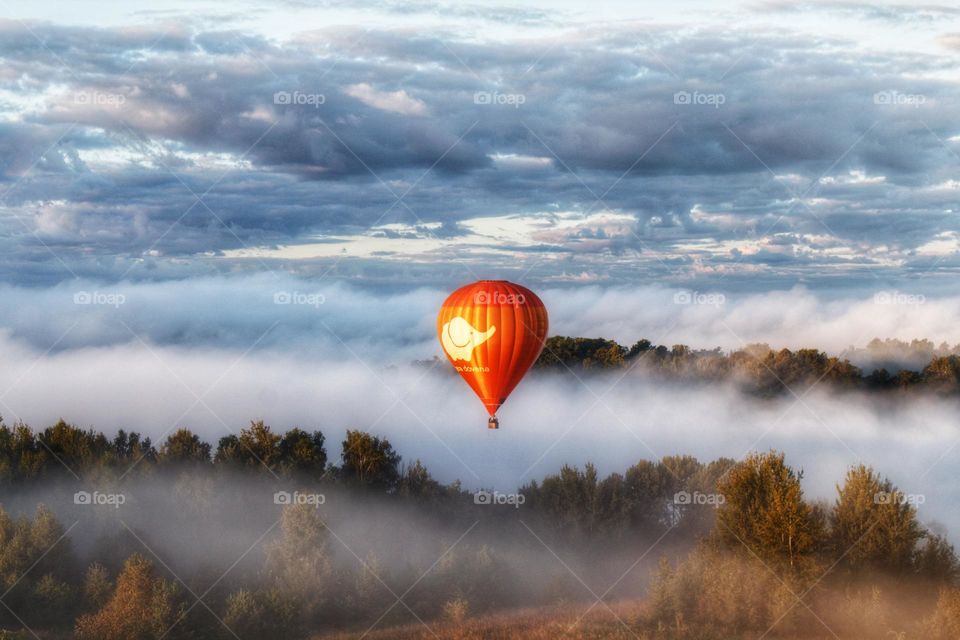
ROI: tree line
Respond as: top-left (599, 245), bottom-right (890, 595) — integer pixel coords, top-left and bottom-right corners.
top-left (0, 419), bottom-right (957, 638)
top-left (652, 451), bottom-right (960, 638)
top-left (518, 336), bottom-right (960, 395)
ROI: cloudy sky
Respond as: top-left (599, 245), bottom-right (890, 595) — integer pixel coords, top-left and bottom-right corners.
top-left (1, 0), bottom-right (958, 292)
top-left (3, 1), bottom-right (960, 535)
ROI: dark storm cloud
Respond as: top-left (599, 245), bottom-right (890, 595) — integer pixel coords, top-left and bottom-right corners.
top-left (0, 14), bottom-right (958, 286)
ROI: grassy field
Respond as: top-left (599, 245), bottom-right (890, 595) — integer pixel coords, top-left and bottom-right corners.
top-left (313, 600), bottom-right (845, 640)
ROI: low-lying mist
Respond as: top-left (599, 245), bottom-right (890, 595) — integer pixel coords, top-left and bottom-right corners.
top-left (0, 323), bottom-right (957, 543)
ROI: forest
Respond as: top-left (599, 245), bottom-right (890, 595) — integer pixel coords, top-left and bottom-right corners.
top-left (0, 409), bottom-right (957, 638)
top-left (508, 336), bottom-right (960, 395)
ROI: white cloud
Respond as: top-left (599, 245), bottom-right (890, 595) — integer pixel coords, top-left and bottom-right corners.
top-left (490, 153), bottom-right (553, 170)
top-left (343, 83), bottom-right (428, 116)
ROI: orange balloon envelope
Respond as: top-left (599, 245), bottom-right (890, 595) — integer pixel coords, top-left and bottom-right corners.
top-left (437, 281), bottom-right (549, 428)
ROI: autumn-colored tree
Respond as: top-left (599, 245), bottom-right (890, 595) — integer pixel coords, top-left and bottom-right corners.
top-left (75, 554), bottom-right (186, 640)
top-left (715, 452), bottom-right (823, 570)
top-left (831, 464), bottom-right (925, 574)
top-left (223, 588), bottom-right (299, 640)
top-left (923, 587), bottom-right (960, 640)
top-left (345, 551), bottom-right (391, 621)
top-left (923, 355), bottom-right (960, 392)
top-left (0, 504), bottom-right (78, 628)
top-left (82, 562), bottom-right (113, 610)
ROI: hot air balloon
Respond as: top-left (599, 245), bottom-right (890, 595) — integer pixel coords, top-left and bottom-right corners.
top-left (437, 280), bottom-right (549, 429)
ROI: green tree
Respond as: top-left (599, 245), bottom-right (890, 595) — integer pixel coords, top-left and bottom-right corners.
top-left (917, 534), bottom-right (960, 584)
top-left (339, 430), bottom-right (401, 491)
top-left (112, 430), bottom-right (156, 467)
top-left (158, 429), bottom-right (212, 466)
top-left (214, 421), bottom-right (280, 470)
top-left (399, 460), bottom-right (442, 500)
top-left (40, 419), bottom-right (112, 475)
top-left (535, 337), bottom-right (627, 370)
top-left (277, 428), bottom-right (327, 478)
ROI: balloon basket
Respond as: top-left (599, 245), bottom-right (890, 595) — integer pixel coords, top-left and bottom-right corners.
top-left (487, 416), bottom-right (499, 430)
